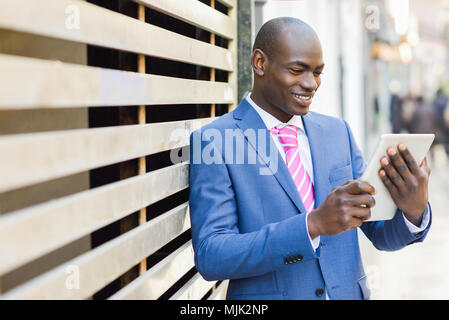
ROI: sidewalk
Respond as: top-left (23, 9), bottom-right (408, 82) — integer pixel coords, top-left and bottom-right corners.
top-left (359, 145), bottom-right (449, 299)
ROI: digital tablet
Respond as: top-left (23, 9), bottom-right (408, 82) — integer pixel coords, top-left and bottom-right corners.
top-left (360, 133), bottom-right (434, 221)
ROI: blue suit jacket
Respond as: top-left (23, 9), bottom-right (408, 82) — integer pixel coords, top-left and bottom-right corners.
top-left (188, 99), bottom-right (431, 300)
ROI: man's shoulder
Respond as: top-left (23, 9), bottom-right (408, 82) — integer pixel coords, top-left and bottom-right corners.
top-left (191, 108), bottom-right (238, 136)
top-left (307, 111), bottom-right (348, 130)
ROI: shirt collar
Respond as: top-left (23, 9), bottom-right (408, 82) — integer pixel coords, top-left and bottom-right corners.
top-left (245, 94), bottom-right (305, 133)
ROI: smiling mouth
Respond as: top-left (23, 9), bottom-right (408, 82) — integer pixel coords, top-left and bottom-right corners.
top-left (291, 93), bottom-right (314, 106)
top-left (293, 93), bottom-right (312, 101)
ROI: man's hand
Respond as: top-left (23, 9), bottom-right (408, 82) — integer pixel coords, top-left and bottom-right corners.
top-left (307, 180), bottom-right (376, 238)
top-left (378, 144), bottom-right (431, 227)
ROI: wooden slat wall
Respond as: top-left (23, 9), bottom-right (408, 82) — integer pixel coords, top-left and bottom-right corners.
top-left (0, 0), bottom-right (233, 71)
top-left (0, 119), bottom-right (210, 193)
top-left (0, 54), bottom-right (233, 109)
top-left (0, 0), bottom-right (237, 299)
top-left (109, 241), bottom-right (195, 300)
top-left (134, 0), bottom-right (236, 39)
top-left (0, 163), bottom-right (189, 276)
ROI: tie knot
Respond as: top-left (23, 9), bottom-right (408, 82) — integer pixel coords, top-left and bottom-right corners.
top-left (269, 125), bottom-right (298, 149)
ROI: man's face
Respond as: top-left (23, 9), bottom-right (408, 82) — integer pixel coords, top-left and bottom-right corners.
top-left (261, 29), bottom-right (324, 117)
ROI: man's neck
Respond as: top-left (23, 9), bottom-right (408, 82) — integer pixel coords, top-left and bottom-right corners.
top-left (249, 92), bottom-right (292, 123)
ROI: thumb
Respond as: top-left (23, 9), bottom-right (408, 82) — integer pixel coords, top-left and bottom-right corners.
top-left (420, 157), bottom-right (431, 176)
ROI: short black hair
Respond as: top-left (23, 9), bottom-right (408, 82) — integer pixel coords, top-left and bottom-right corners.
top-left (252, 17), bottom-right (315, 59)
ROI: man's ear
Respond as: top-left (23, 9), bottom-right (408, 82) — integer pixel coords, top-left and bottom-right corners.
top-left (252, 49), bottom-right (268, 77)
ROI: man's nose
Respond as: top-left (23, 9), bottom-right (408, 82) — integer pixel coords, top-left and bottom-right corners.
top-left (300, 72), bottom-right (318, 91)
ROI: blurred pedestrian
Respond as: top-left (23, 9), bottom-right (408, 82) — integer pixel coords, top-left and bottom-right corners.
top-left (390, 93), bottom-right (403, 133)
top-left (401, 94), bottom-right (418, 133)
top-left (433, 86), bottom-right (449, 154)
top-left (409, 97), bottom-right (437, 134)
top-left (389, 80), bottom-right (403, 133)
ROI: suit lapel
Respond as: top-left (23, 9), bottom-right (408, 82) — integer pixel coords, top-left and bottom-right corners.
top-left (233, 100), bottom-right (307, 214)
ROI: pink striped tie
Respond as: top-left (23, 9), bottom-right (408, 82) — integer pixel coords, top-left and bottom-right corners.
top-left (269, 125), bottom-right (315, 213)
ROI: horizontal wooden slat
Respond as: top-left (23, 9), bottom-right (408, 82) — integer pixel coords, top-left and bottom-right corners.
top-left (0, 163), bottom-right (189, 276)
top-left (208, 280), bottom-right (229, 300)
top-left (0, 54), bottom-right (234, 109)
top-left (0, 116), bottom-right (212, 193)
top-left (135, 0), bottom-right (236, 39)
top-left (0, 0), bottom-right (233, 71)
top-left (1, 203), bottom-right (190, 299)
top-left (109, 241), bottom-right (195, 300)
top-left (169, 273), bottom-right (215, 300)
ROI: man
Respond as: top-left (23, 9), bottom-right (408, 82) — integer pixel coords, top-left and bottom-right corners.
top-left (189, 17), bottom-right (431, 300)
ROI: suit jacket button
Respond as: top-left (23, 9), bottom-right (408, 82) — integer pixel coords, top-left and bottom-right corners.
top-left (297, 254), bottom-right (303, 261)
top-left (315, 288), bottom-right (324, 297)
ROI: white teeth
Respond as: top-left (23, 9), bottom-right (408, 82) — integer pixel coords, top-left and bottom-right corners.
top-left (294, 94), bottom-right (311, 100)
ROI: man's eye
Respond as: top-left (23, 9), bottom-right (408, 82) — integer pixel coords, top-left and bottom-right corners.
top-left (289, 69), bottom-right (303, 73)
top-left (314, 72), bottom-right (323, 76)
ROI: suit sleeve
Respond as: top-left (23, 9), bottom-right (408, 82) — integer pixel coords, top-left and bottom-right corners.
top-left (189, 129), bottom-right (319, 281)
top-left (343, 120), bottom-right (432, 251)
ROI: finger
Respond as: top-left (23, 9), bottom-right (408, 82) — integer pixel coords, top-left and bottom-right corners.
top-left (345, 194), bottom-right (376, 208)
top-left (344, 180), bottom-right (376, 195)
top-left (347, 217), bottom-right (364, 230)
top-left (349, 208), bottom-right (371, 227)
top-left (398, 144), bottom-right (420, 174)
top-left (341, 207), bottom-right (371, 231)
top-left (379, 169), bottom-right (398, 194)
top-left (421, 157), bottom-right (431, 176)
top-left (387, 146), bottom-right (413, 182)
top-left (380, 156), bottom-right (406, 191)
top-left (343, 216), bottom-right (364, 231)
